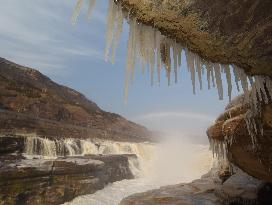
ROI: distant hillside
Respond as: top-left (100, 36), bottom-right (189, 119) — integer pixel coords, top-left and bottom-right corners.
top-left (0, 58), bottom-right (153, 142)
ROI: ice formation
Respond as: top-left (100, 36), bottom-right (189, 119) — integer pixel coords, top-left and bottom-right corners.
top-left (72, 0), bottom-right (271, 104)
top-left (115, 10), bottom-right (272, 153)
top-left (71, 0), bottom-right (96, 25)
top-left (102, 0), bottom-right (267, 104)
top-left (209, 138), bottom-right (226, 159)
top-left (72, 0), bottom-right (272, 155)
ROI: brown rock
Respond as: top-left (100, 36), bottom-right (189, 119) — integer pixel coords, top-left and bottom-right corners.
top-left (0, 155), bottom-right (134, 205)
top-left (207, 95), bottom-right (272, 181)
top-left (215, 170), bottom-right (266, 204)
top-left (120, 176), bottom-right (222, 205)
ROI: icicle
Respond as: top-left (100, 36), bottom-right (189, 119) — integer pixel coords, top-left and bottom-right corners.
top-left (160, 40), bottom-right (171, 85)
top-left (207, 62), bottom-right (216, 89)
top-left (235, 66), bottom-right (249, 97)
top-left (173, 42), bottom-right (179, 83)
top-left (148, 27), bottom-right (156, 85)
top-left (111, 3), bottom-right (124, 64)
top-left (209, 138), bottom-right (227, 159)
top-left (195, 55), bottom-right (203, 90)
top-left (104, 0), bottom-right (115, 61)
top-left (232, 65), bottom-right (241, 92)
top-left (204, 61), bottom-right (211, 90)
top-left (214, 63), bottom-right (223, 100)
top-left (124, 19), bottom-right (135, 103)
top-left (165, 42), bottom-right (171, 86)
top-left (185, 48), bottom-right (196, 94)
top-left (222, 64), bottom-right (232, 102)
top-left (129, 20), bottom-right (137, 83)
top-left (155, 30), bottom-right (161, 84)
top-left (71, 0), bottom-right (84, 25)
top-left (177, 45), bottom-right (182, 68)
top-left (87, 0), bottom-right (96, 20)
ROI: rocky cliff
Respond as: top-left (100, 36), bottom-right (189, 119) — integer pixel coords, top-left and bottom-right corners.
top-left (0, 57), bottom-right (152, 142)
top-left (207, 94), bottom-right (272, 182)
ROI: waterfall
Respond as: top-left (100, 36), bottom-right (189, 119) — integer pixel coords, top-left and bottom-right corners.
top-left (63, 142), bottom-right (213, 205)
top-left (25, 135), bottom-right (58, 158)
top-left (23, 135), bottom-right (155, 175)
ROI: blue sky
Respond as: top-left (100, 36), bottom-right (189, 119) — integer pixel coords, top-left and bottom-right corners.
top-left (0, 0), bottom-right (238, 140)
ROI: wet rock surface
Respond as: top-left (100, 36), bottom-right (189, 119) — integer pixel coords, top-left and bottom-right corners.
top-left (118, 0), bottom-right (272, 76)
top-left (215, 169), bottom-right (270, 204)
top-left (120, 168), bottom-right (272, 205)
top-left (0, 155), bottom-right (134, 205)
top-left (120, 178), bottom-right (222, 205)
top-left (207, 95), bottom-right (272, 182)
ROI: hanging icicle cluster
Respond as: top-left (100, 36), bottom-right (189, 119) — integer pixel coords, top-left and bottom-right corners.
top-left (103, 0), bottom-right (262, 103)
top-left (104, 0), bottom-right (124, 63)
top-left (104, 2), bottom-right (272, 143)
top-left (244, 76), bottom-right (272, 149)
top-left (209, 138), bottom-right (226, 159)
top-left (72, 0), bottom-right (272, 152)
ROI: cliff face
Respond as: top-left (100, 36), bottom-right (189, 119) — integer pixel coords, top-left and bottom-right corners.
top-left (118, 0), bottom-right (272, 76)
top-left (0, 58), bottom-right (152, 142)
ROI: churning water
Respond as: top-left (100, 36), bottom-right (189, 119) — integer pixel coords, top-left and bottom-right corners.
top-left (63, 139), bottom-right (213, 205)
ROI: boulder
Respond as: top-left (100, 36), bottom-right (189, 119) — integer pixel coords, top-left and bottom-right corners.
top-left (215, 170), bottom-right (267, 204)
top-left (207, 95), bottom-right (272, 182)
top-left (120, 175), bottom-right (223, 205)
top-left (120, 167), bottom-right (272, 205)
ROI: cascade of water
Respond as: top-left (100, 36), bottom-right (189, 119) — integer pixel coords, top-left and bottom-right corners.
top-left (25, 136), bottom-right (57, 157)
top-left (23, 135), bottom-right (155, 176)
